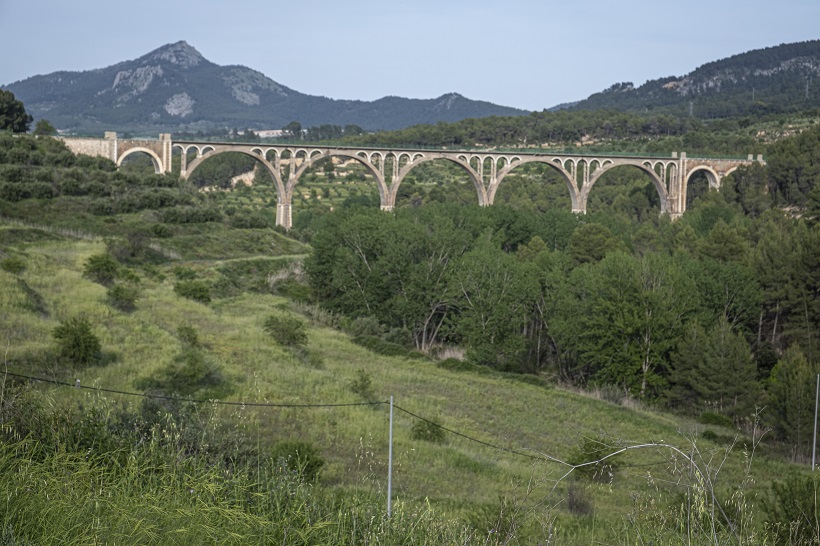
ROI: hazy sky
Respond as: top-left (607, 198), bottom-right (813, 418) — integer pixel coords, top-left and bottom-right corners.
top-left (1, 0), bottom-right (818, 111)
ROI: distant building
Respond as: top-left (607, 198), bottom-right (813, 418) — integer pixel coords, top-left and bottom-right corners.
top-left (254, 129), bottom-right (285, 138)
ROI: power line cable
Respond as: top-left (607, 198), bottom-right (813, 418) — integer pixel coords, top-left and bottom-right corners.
top-left (3, 371), bottom-right (672, 469)
top-left (2, 371), bottom-right (386, 408)
top-left (393, 403), bottom-right (544, 462)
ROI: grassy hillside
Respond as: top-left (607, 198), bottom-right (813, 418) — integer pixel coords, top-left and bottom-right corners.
top-left (0, 220), bottom-right (807, 545)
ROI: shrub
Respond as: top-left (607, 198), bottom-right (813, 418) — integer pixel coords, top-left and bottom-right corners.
top-left (171, 265), bottom-right (197, 280)
top-left (568, 435), bottom-right (621, 483)
top-left (271, 278), bottom-right (312, 302)
top-left (52, 316), bottom-right (101, 366)
top-left (763, 472), bottom-right (819, 545)
top-left (107, 283), bottom-right (139, 312)
top-left (174, 280), bottom-right (211, 303)
top-left (270, 441), bottom-right (324, 481)
top-left (349, 369), bottom-right (375, 400)
top-left (0, 182), bottom-right (31, 202)
top-left (82, 253), bottom-right (119, 286)
top-left (28, 182), bottom-right (54, 199)
top-left (150, 223), bottom-right (173, 238)
top-left (290, 346), bottom-right (324, 369)
top-left (177, 325), bottom-right (200, 347)
top-left (351, 335), bottom-right (425, 359)
top-left (263, 314), bottom-right (308, 347)
top-left (137, 347), bottom-right (229, 398)
top-left (347, 316), bottom-right (383, 337)
top-left (699, 411), bottom-right (735, 428)
top-left (17, 279), bottom-right (48, 317)
top-left (0, 255), bottom-right (26, 274)
top-left (411, 417), bottom-right (446, 444)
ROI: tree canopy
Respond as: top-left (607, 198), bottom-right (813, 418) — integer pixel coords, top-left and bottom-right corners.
top-left (0, 90), bottom-right (33, 133)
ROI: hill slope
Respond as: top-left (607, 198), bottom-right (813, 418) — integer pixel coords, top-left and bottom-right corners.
top-left (1, 41), bottom-right (528, 135)
top-left (569, 40), bottom-right (820, 118)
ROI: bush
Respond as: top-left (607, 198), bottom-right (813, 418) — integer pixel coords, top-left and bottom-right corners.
top-left (0, 255), bottom-right (26, 274)
top-left (699, 411), bottom-right (735, 428)
top-left (568, 435), bottom-right (621, 484)
top-left (763, 472), bottom-right (819, 545)
top-left (349, 369), bottom-right (375, 400)
top-left (171, 266), bottom-right (198, 280)
top-left (137, 347), bottom-right (229, 398)
top-left (351, 335), bottom-right (426, 360)
top-left (263, 314), bottom-right (308, 347)
top-left (411, 417), bottom-right (446, 444)
top-left (177, 325), bottom-right (200, 347)
top-left (270, 441), bottom-right (324, 481)
top-left (347, 316), bottom-right (383, 337)
top-left (52, 316), bottom-right (101, 366)
top-left (107, 283), bottom-right (139, 312)
top-left (82, 253), bottom-right (119, 286)
top-left (174, 280), bottom-right (211, 303)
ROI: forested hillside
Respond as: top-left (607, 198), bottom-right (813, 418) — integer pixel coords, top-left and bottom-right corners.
top-left (569, 40), bottom-right (820, 118)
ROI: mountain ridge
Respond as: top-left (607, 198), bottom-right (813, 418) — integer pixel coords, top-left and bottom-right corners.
top-left (2, 41), bottom-right (528, 135)
top-left (568, 39), bottom-right (820, 117)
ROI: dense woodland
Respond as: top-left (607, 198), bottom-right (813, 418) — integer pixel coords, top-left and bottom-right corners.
top-left (2, 91), bottom-right (820, 543)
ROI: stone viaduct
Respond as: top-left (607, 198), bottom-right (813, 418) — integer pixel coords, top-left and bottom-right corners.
top-left (60, 132), bottom-right (764, 230)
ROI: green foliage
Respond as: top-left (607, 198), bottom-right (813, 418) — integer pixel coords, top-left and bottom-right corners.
top-left (698, 411), bottom-right (736, 428)
top-left (270, 441), bottom-right (325, 481)
top-left (106, 283), bottom-right (139, 312)
top-left (766, 346), bottom-right (820, 456)
top-left (348, 369), bottom-right (375, 400)
top-left (137, 346), bottom-right (230, 398)
top-left (0, 90), bottom-right (32, 133)
top-left (15, 278), bottom-right (48, 317)
top-left (174, 280), bottom-right (211, 303)
top-left (450, 238), bottom-right (538, 369)
top-left (351, 335), bottom-right (425, 360)
top-left (171, 265), bottom-right (198, 280)
top-left (52, 316), bottom-right (102, 366)
top-left (411, 417), bottom-right (446, 444)
top-left (0, 255), bottom-right (26, 274)
top-left (32, 119), bottom-right (56, 136)
top-left (567, 222), bottom-right (626, 264)
top-left (668, 317), bottom-right (760, 422)
top-left (764, 472), bottom-right (820, 545)
top-left (569, 436), bottom-right (622, 484)
top-left (177, 324), bottom-right (200, 347)
top-left (82, 253), bottom-right (120, 285)
top-left (262, 313), bottom-right (308, 347)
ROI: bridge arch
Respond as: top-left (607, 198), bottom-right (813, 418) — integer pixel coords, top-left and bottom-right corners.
top-left (491, 157), bottom-right (580, 212)
top-left (685, 165), bottom-right (721, 191)
top-left (389, 154), bottom-right (486, 208)
top-left (585, 161), bottom-right (670, 214)
top-left (181, 146), bottom-right (284, 195)
top-left (290, 149), bottom-right (389, 207)
top-left (681, 165), bottom-right (723, 212)
top-left (117, 147), bottom-right (163, 174)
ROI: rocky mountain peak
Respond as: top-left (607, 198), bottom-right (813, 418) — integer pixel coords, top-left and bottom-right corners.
top-left (142, 40), bottom-right (205, 69)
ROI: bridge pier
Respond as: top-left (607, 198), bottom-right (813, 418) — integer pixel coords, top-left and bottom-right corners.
top-left (276, 203), bottom-right (293, 230)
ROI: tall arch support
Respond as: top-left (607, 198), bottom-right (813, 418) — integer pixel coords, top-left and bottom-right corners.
top-left (491, 157), bottom-right (581, 212)
top-left (388, 153), bottom-right (487, 208)
top-left (117, 148), bottom-right (163, 174)
top-left (288, 149), bottom-right (390, 208)
top-left (584, 160), bottom-right (671, 214)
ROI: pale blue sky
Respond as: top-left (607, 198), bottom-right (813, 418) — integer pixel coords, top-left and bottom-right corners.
top-left (1, 0), bottom-right (818, 111)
